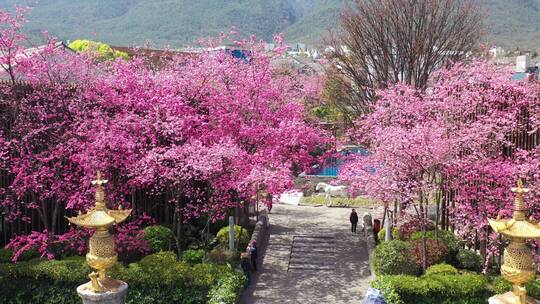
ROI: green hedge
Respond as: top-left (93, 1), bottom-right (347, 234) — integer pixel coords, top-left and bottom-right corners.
top-left (372, 272), bottom-right (489, 304)
top-left (0, 251), bottom-right (245, 304)
top-left (182, 249), bottom-right (205, 265)
top-left (208, 271), bottom-right (246, 304)
top-left (425, 263), bottom-right (458, 276)
top-left (372, 240), bottom-right (420, 276)
top-left (489, 276), bottom-right (540, 300)
top-left (143, 225), bottom-right (174, 253)
top-left (456, 249), bottom-right (483, 272)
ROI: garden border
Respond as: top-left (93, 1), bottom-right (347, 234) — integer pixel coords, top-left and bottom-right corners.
top-left (248, 210), bottom-right (269, 252)
top-left (362, 212), bottom-right (376, 273)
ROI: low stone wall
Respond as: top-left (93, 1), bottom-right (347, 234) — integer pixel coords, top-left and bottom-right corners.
top-left (249, 210), bottom-right (269, 249)
top-left (363, 212), bottom-right (376, 271)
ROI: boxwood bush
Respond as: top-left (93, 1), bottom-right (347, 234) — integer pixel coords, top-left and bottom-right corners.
top-left (143, 225), bottom-right (174, 253)
top-left (457, 248), bottom-right (483, 272)
top-left (182, 249), bottom-right (205, 265)
top-left (489, 276), bottom-right (512, 295)
top-left (0, 251), bottom-right (245, 304)
top-left (372, 240), bottom-right (420, 275)
top-left (208, 271), bottom-right (247, 304)
top-left (372, 272), bottom-right (490, 304)
top-left (425, 263), bottom-right (458, 276)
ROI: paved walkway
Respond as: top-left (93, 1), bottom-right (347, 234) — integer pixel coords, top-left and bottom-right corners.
top-left (239, 204), bottom-right (372, 304)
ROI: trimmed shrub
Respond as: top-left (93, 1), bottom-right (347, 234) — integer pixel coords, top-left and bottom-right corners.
top-left (457, 248), bottom-right (483, 272)
top-left (527, 279), bottom-right (540, 300)
top-left (0, 251), bottom-right (245, 304)
top-left (208, 271), bottom-right (247, 304)
top-left (372, 272), bottom-right (490, 304)
top-left (426, 263), bottom-right (458, 275)
top-left (377, 227), bottom-right (400, 242)
top-left (490, 276), bottom-right (512, 295)
top-left (409, 238), bottom-right (448, 269)
top-left (216, 225), bottom-right (250, 250)
top-left (143, 225), bottom-right (174, 253)
top-left (182, 249), bottom-right (205, 265)
top-left (372, 240), bottom-right (420, 275)
top-left (191, 263), bottom-right (231, 287)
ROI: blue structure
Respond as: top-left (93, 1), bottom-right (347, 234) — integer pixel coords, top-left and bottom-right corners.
top-left (224, 48), bottom-right (250, 63)
top-left (310, 146), bottom-right (368, 177)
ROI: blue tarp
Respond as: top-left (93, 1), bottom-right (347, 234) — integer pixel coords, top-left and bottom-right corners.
top-left (362, 288), bottom-right (387, 304)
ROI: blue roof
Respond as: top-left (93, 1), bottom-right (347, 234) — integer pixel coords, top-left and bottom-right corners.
top-left (310, 146), bottom-right (368, 177)
top-left (513, 73), bottom-right (529, 81)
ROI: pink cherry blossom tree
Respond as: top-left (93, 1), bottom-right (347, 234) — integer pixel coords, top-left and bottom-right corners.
top-left (341, 60), bottom-right (540, 270)
top-left (0, 8), bottom-right (328, 258)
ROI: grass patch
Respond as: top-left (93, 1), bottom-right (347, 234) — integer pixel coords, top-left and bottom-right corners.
top-left (301, 195), bottom-right (375, 207)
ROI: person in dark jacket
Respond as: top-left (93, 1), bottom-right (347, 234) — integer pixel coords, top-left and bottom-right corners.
top-left (350, 209), bottom-right (359, 233)
top-left (248, 240), bottom-right (258, 271)
top-left (241, 253), bottom-right (252, 286)
top-left (266, 194), bottom-right (273, 213)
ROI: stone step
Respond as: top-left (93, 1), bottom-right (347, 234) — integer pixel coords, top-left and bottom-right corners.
top-left (291, 247), bottom-right (335, 253)
top-left (266, 246), bottom-right (292, 251)
top-left (291, 243), bottom-right (335, 249)
top-left (290, 252), bottom-right (335, 259)
top-left (293, 235), bottom-right (336, 240)
top-left (289, 258), bottom-right (336, 265)
top-left (288, 264), bottom-right (334, 271)
top-left (292, 242), bottom-right (336, 247)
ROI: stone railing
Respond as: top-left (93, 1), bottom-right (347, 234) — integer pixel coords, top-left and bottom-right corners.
top-left (363, 213), bottom-right (376, 266)
top-left (249, 210), bottom-right (269, 247)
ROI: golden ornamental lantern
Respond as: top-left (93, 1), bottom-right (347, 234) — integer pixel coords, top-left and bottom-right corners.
top-left (67, 171), bottom-right (132, 293)
top-left (488, 179), bottom-right (540, 304)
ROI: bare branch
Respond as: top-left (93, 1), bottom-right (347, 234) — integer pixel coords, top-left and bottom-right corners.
top-left (324, 0), bottom-right (484, 120)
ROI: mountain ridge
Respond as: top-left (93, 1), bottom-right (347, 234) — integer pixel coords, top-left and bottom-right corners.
top-left (0, 0), bottom-right (539, 50)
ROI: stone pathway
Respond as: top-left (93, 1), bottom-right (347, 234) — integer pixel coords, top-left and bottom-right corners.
top-left (239, 204), bottom-right (372, 304)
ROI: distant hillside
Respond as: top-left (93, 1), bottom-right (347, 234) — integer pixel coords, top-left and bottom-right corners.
top-left (483, 0), bottom-right (540, 51)
top-left (0, 0), bottom-right (539, 50)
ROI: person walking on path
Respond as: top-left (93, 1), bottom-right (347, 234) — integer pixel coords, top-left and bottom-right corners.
top-left (266, 193), bottom-right (273, 213)
top-left (241, 252), bottom-right (252, 286)
top-left (350, 209), bottom-right (359, 233)
top-left (248, 240), bottom-right (258, 271)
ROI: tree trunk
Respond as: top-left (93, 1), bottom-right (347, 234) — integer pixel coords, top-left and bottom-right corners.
top-left (381, 205), bottom-right (388, 228)
top-left (175, 206), bottom-right (184, 256)
top-left (35, 193), bottom-right (50, 232)
top-left (435, 189), bottom-right (440, 239)
top-left (441, 190), bottom-right (446, 231)
top-left (420, 191), bottom-right (427, 273)
top-left (51, 199), bottom-right (61, 235)
top-left (393, 200), bottom-right (398, 225)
